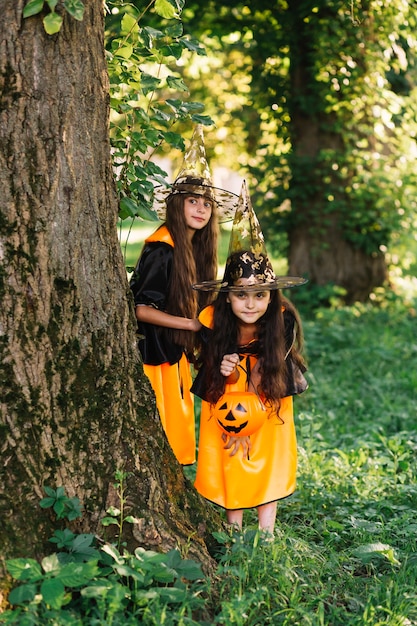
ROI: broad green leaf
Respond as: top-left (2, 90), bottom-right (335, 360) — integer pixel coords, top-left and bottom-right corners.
top-left (182, 37), bottom-right (206, 55)
top-left (81, 580), bottom-right (114, 598)
top-left (166, 22), bottom-right (183, 37)
top-left (53, 498), bottom-right (66, 518)
top-left (162, 131), bottom-right (185, 150)
top-left (160, 43), bottom-right (183, 60)
top-left (23, 0), bottom-right (44, 18)
top-left (57, 561), bottom-right (99, 587)
top-left (101, 516), bottom-right (120, 526)
top-left (352, 542), bottom-right (400, 565)
top-left (191, 114), bottom-right (213, 125)
top-left (154, 0), bottom-right (178, 20)
top-left (41, 578), bottom-right (66, 609)
top-left (158, 586), bottom-right (187, 602)
top-left (116, 45), bottom-right (133, 60)
top-left (141, 73), bottom-right (161, 95)
top-left (43, 11), bottom-right (63, 34)
top-left (166, 75), bottom-right (188, 92)
top-left (6, 558), bottom-right (42, 582)
top-left (106, 506), bottom-right (121, 516)
top-left (63, 0), bottom-right (84, 21)
top-left (40, 496), bottom-right (56, 509)
top-left (121, 13), bottom-right (139, 36)
top-left (41, 553), bottom-right (60, 573)
top-left (8, 583), bottom-right (37, 605)
top-left (46, 0), bottom-right (58, 10)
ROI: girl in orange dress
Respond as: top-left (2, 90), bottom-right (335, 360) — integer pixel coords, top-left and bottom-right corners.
top-left (192, 182), bottom-right (307, 534)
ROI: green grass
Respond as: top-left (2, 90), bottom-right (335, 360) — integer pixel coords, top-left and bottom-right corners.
top-left (3, 228), bottom-right (417, 624)
top-left (120, 221), bottom-right (417, 623)
top-left (203, 299), bottom-right (417, 625)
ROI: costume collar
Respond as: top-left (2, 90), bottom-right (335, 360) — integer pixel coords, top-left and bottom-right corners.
top-left (145, 225), bottom-right (174, 247)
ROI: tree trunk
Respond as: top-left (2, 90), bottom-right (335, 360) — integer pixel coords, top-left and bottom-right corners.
top-left (0, 0), bottom-right (220, 588)
top-left (287, 1), bottom-right (387, 303)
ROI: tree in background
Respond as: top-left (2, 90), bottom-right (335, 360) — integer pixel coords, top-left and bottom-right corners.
top-left (182, 0), bottom-right (417, 304)
top-left (0, 0), bottom-right (220, 580)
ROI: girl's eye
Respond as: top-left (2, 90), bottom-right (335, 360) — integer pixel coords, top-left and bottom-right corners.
top-left (256, 292), bottom-right (268, 298)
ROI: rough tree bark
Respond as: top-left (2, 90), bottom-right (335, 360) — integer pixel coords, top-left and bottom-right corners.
top-left (287, 1), bottom-right (387, 303)
top-left (0, 0), bottom-right (221, 588)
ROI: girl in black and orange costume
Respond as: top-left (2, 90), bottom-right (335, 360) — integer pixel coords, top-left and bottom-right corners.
top-left (129, 126), bottom-right (238, 465)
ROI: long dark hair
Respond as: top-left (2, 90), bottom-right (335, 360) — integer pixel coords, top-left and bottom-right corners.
top-left (165, 193), bottom-right (218, 352)
top-left (203, 290), bottom-right (305, 409)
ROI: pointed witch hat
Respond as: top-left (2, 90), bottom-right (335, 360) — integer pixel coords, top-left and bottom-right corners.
top-left (193, 180), bottom-right (308, 291)
top-left (152, 124), bottom-right (239, 222)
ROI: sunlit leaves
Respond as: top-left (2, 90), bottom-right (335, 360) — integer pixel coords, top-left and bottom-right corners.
top-left (63, 0), bottom-right (84, 21)
top-left (154, 0), bottom-right (179, 20)
top-left (22, 0), bottom-right (44, 18)
top-left (23, 0), bottom-right (84, 32)
top-left (43, 11), bottom-right (63, 34)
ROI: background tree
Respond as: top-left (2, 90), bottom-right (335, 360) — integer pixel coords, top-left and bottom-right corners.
top-left (0, 0), bottom-right (220, 579)
top-left (181, 0), bottom-right (417, 305)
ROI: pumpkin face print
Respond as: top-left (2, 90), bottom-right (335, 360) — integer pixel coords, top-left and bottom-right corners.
top-left (213, 391), bottom-right (267, 437)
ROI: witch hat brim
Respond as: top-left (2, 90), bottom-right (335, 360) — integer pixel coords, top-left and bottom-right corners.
top-left (192, 276), bottom-right (308, 292)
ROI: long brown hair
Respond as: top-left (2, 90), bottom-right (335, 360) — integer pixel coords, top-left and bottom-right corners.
top-left (203, 291), bottom-right (305, 409)
top-left (165, 193), bottom-right (218, 352)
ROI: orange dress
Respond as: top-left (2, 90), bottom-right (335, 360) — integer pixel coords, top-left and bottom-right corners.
top-left (194, 306), bottom-right (300, 510)
top-left (130, 226), bottom-right (195, 465)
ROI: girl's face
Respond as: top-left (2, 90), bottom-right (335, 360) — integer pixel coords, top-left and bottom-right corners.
top-left (183, 194), bottom-right (213, 232)
top-left (227, 278), bottom-right (271, 325)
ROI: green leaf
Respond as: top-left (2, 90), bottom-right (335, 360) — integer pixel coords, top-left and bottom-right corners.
top-left (141, 73), bottom-right (161, 95)
top-left (63, 0), bottom-right (84, 21)
top-left (162, 131), bottom-right (185, 150)
top-left (191, 114), bottom-right (213, 125)
top-left (41, 553), bottom-right (60, 573)
top-left (166, 22), bottom-right (183, 37)
top-left (23, 0), bottom-right (44, 18)
top-left (352, 542), bottom-right (401, 565)
top-left (8, 583), bottom-right (37, 606)
top-left (56, 561), bottom-right (99, 587)
top-left (101, 516), bottom-right (120, 527)
top-left (106, 506), bottom-right (121, 517)
top-left (41, 578), bottom-right (66, 610)
top-left (6, 558), bottom-right (43, 582)
top-left (181, 37), bottom-right (206, 55)
top-left (40, 496), bottom-right (56, 509)
top-left (154, 0), bottom-right (178, 20)
top-left (166, 75), bottom-right (188, 92)
top-left (121, 13), bottom-right (139, 36)
top-left (43, 11), bottom-right (63, 34)
top-left (116, 45), bottom-right (133, 60)
top-left (46, 0), bottom-right (58, 10)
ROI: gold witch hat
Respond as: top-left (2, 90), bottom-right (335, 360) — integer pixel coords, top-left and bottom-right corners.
top-left (193, 180), bottom-right (308, 291)
top-left (152, 125), bottom-right (238, 222)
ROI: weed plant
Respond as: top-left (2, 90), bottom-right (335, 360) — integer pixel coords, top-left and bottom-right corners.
top-left (2, 298), bottom-right (417, 625)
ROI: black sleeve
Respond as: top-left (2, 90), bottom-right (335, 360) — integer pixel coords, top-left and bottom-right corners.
top-left (129, 242), bottom-right (183, 366)
top-left (130, 242), bottom-right (173, 310)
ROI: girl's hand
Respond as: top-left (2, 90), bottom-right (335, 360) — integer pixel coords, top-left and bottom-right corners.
top-left (189, 318), bottom-right (202, 332)
top-left (222, 433), bottom-right (252, 460)
top-left (220, 353), bottom-right (240, 377)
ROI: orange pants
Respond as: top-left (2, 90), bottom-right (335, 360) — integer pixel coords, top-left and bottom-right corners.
top-left (144, 354), bottom-right (195, 465)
